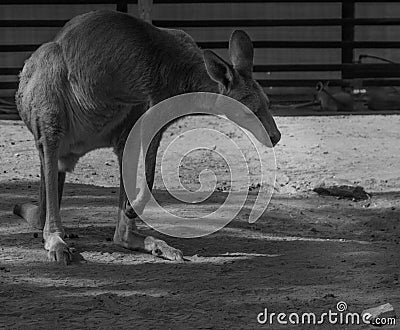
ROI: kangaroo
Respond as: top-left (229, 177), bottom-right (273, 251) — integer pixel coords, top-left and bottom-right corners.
top-left (315, 81), bottom-right (354, 112)
top-left (13, 10), bottom-right (281, 264)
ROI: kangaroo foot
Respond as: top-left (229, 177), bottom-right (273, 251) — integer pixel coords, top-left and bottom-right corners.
top-left (144, 236), bottom-right (184, 261)
top-left (44, 233), bottom-right (72, 265)
top-left (114, 229), bottom-right (184, 262)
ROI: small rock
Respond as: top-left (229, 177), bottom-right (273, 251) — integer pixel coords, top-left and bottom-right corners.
top-left (313, 178), bottom-right (370, 201)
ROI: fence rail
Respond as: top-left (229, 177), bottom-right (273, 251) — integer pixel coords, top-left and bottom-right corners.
top-left (3, 0), bottom-right (400, 3)
top-left (3, 18), bottom-right (400, 28)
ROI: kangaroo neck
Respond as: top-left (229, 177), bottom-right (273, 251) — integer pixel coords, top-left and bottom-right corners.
top-left (150, 47), bottom-right (220, 97)
top-left (190, 63), bottom-right (220, 94)
top-left (149, 62), bottom-right (220, 103)
top-left (167, 53), bottom-right (220, 95)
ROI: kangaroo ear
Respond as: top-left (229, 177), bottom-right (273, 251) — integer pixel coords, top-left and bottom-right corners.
top-left (316, 82), bottom-right (324, 91)
top-left (203, 50), bottom-right (234, 91)
top-left (229, 30), bottom-right (254, 76)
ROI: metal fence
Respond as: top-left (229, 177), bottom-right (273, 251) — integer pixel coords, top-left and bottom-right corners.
top-left (1, 0), bottom-right (400, 113)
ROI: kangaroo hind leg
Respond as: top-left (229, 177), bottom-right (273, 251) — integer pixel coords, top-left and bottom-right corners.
top-left (15, 41), bottom-right (72, 264)
top-left (112, 125), bottom-right (183, 262)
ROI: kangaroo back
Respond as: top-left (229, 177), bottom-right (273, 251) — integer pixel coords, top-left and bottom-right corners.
top-left (53, 10), bottom-right (206, 109)
top-left (16, 42), bottom-right (70, 129)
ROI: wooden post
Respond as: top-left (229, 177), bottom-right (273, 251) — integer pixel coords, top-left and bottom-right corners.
top-left (138, 0), bottom-right (153, 23)
top-left (116, 2), bottom-right (128, 13)
top-left (341, 0), bottom-right (355, 80)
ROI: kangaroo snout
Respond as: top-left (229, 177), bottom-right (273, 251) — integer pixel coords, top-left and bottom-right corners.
top-left (269, 131), bottom-right (281, 147)
top-left (258, 113), bottom-right (281, 147)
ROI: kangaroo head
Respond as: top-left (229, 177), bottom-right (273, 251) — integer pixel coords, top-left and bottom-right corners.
top-left (203, 30), bottom-right (281, 147)
top-left (316, 81), bottom-right (330, 93)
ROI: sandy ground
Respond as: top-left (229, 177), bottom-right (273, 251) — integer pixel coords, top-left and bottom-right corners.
top-left (0, 115), bottom-right (399, 329)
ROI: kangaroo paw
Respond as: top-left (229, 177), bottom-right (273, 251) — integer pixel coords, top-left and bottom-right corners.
top-left (44, 234), bottom-right (72, 265)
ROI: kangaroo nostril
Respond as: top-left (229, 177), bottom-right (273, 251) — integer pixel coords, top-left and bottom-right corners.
top-left (270, 133), bottom-right (281, 146)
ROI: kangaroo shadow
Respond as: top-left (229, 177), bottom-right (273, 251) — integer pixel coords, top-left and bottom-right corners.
top-left (1, 179), bottom-right (399, 258)
top-left (1, 180), bottom-right (399, 329)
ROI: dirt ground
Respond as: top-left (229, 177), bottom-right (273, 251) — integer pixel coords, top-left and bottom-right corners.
top-left (0, 115), bottom-right (399, 329)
